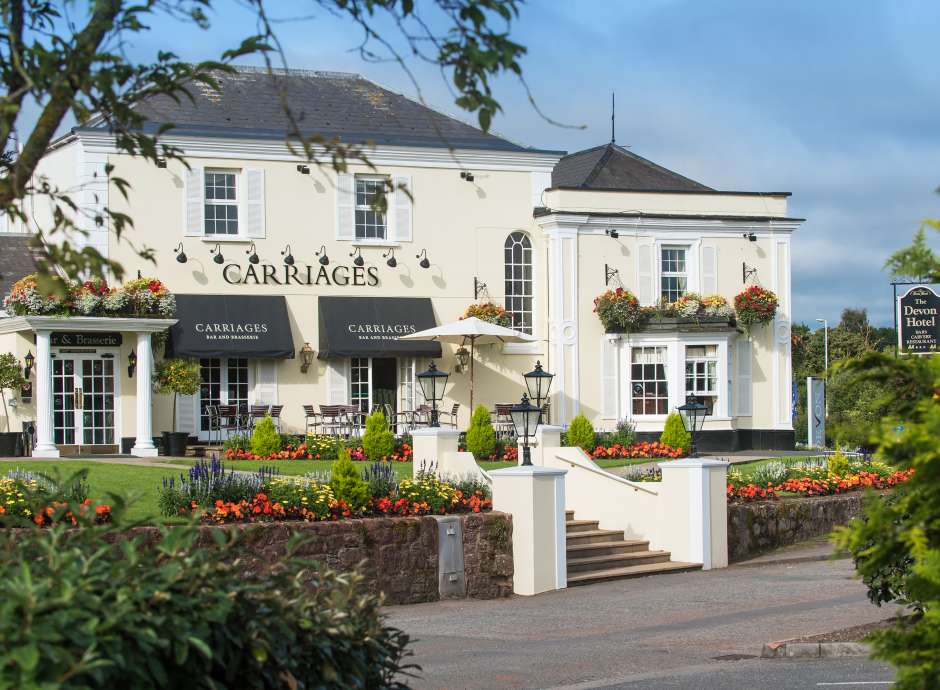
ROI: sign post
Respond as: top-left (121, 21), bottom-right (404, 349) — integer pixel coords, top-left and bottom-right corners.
top-left (807, 377), bottom-right (826, 448)
top-left (897, 285), bottom-right (939, 355)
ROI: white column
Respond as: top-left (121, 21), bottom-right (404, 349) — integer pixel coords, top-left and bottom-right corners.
top-left (410, 427), bottom-right (460, 478)
top-left (545, 227), bottom-right (579, 424)
top-left (491, 465), bottom-right (568, 595)
top-left (659, 457), bottom-right (728, 569)
top-left (131, 332), bottom-right (158, 457)
top-left (32, 329), bottom-right (59, 458)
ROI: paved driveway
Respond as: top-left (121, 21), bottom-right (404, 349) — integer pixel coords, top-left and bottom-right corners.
top-left (386, 547), bottom-right (901, 689)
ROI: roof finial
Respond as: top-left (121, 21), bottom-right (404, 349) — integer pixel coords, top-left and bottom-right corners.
top-left (611, 92), bottom-right (616, 144)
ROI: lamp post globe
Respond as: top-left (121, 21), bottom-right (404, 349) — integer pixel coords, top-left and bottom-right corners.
top-left (677, 395), bottom-right (708, 458)
top-left (523, 360), bottom-right (554, 419)
top-left (510, 393), bottom-right (542, 466)
top-left (417, 362), bottom-right (449, 427)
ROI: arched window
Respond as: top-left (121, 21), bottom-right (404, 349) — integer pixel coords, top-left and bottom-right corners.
top-left (504, 232), bottom-right (533, 334)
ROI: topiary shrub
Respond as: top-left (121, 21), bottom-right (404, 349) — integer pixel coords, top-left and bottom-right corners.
top-left (566, 414), bottom-right (596, 453)
top-left (0, 522), bottom-right (412, 688)
top-left (250, 415), bottom-right (281, 457)
top-left (362, 410), bottom-right (395, 460)
top-left (329, 443), bottom-right (370, 511)
top-left (660, 412), bottom-right (691, 453)
top-left (465, 404), bottom-right (496, 460)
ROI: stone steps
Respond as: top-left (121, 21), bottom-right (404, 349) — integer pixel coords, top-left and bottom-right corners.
top-left (565, 512), bottom-right (701, 585)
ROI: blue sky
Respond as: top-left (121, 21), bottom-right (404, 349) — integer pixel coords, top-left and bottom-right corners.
top-left (55, 0), bottom-right (940, 326)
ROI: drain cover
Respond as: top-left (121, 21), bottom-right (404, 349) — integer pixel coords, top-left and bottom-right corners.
top-left (712, 654), bottom-right (759, 661)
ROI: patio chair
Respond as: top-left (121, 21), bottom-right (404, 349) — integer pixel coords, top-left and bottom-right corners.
top-left (342, 404), bottom-right (364, 436)
top-left (218, 404), bottom-right (241, 439)
top-left (393, 409), bottom-right (415, 434)
top-left (319, 405), bottom-right (349, 437)
top-left (494, 404), bottom-right (515, 440)
top-left (269, 404), bottom-right (284, 432)
top-left (248, 404), bottom-right (270, 431)
top-left (204, 404), bottom-right (221, 446)
top-left (303, 405), bottom-right (321, 435)
top-left (438, 403), bottom-right (460, 429)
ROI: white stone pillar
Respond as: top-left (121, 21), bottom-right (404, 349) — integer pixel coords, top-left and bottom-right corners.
top-left (491, 465), bottom-right (567, 595)
top-left (522, 424), bottom-right (562, 466)
top-left (131, 333), bottom-right (158, 457)
top-left (410, 427), bottom-right (460, 478)
top-left (32, 329), bottom-right (59, 458)
top-left (659, 457), bottom-right (728, 570)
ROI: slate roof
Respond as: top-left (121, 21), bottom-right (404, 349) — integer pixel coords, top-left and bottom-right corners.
top-left (552, 143), bottom-right (713, 192)
top-left (79, 67), bottom-right (562, 154)
top-left (0, 235), bottom-right (39, 304)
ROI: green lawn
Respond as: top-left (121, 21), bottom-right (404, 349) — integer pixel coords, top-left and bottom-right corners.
top-left (3, 460), bottom-right (172, 522)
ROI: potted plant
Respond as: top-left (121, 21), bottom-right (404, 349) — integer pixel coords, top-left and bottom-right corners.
top-left (593, 288), bottom-right (645, 332)
top-left (153, 357), bottom-right (201, 457)
top-left (462, 302), bottom-right (511, 326)
top-left (734, 286), bottom-right (779, 334)
top-left (0, 353), bottom-right (26, 456)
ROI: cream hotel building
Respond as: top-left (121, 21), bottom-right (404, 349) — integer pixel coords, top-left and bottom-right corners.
top-left (0, 68), bottom-right (802, 455)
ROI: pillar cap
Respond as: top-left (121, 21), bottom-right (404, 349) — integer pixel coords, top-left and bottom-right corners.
top-left (659, 457), bottom-right (729, 470)
top-left (411, 428), bottom-right (460, 438)
top-left (489, 466), bottom-right (567, 477)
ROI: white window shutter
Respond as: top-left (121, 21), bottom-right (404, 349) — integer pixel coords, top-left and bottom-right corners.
top-left (327, 358), bottom-right (349, 404)
top-left (336, 173), bottom-right (355, 240)
top-left (735, 339), bottom-right (752, 417)
top-left (184, 167), bottom-right (204, 236)
top-left (253, 359), bottom-right (278, 405)
top-left (702, 245), bottom-right (717, 294)
top-left (391, 175), bottom-right (413, 242)
top-left (175, 393), bottom-right (198, 434)
top-left (637, 243), bottom-right (653, 305)
top-left (601, 337), bottom-right (619, 420)
top-left (244, 168), bottom-right (265, 238)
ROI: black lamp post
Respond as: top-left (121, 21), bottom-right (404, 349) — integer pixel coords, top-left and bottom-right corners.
top-left (417, 362), bottom-right (449, 427)
top-left (677, 395), bottom-right (708, 458)
top-left (23, 351), bottom-right (34, 379)
top-left (510, 394), bottom-right (542, 466)
top-left (523, 360), bottom-right (554, 422)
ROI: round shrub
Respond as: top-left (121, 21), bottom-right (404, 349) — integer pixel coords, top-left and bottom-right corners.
top-left (567, 414), bottom-right (596, 453)
top-left (660, 412), bottom-right (691, 454)
top-left (465, 404), bottom-right (496, 460)
top-left (250, 416), bottom-right (282, 458)
top-left (0, 523), bottom-right (411, 688)
top-left (362, 409), bottom-right (395, 460)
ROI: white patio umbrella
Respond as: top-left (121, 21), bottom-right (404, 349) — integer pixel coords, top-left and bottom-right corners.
top-left (399, 317), bottom-right (536, 412)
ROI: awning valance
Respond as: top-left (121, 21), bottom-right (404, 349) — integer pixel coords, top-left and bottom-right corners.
top-left (318, 296), bottom-right (442, 359)
top-left (168, 294), bottom-right (294, 359)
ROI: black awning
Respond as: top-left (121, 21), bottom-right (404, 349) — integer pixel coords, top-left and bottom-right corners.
top-left (318, 296), bottom-right (442, 359)
top-left (168, 294), bottom-right (294, 359)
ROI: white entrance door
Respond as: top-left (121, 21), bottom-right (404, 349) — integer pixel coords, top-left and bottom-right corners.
top-left (197, 357), bottom-right (252, 441)
top-left (51, 354), bottom-right (118, 446)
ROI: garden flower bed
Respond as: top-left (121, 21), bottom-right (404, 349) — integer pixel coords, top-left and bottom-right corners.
top-left (224, 434), bottom-right (414, 462)
top-left (590, 441), bottom-right (684, 459)
top-left (727, 468), bottom-right (915, 502)
top-left (0, 473), bottom-right (112, 526)
top-left (161, 457), bottom-right (491, 524)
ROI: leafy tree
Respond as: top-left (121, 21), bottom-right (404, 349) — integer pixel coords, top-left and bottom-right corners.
top-left (152, 358), bottom-right (200, 433)
top-left (566, 414), bottom-right (596, 453)
top-left (884, 226), bottom-right (940, 283)
top-left (0, 0), bottom-right (535, 292)
top-left (834, 354), bottom-right (940, 689)
top-left (0, 352), bottom-right (25, 432)
top-left (465, 404), bottom-right (496, 459)
top-left (362, 409), bottom-right (395, 460)
top-left (659, 412), bottom-right (690, 453)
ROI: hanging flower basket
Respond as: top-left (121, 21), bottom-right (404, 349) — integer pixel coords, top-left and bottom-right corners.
top-left (462, 302), bottom-right (511, 327)
top-left (3, 274), bottom-right (175, 318)
top-left (734, 286), bottom-right (778, 332)
top-left (594, 288), bottom-right (644, 332)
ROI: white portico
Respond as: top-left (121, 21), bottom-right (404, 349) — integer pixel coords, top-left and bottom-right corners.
top-left (0, 316), bottom-right (176, 457)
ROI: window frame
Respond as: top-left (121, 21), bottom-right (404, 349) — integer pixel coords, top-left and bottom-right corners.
top-left (203, 168), bottom-right (240, 237)
top-left (629, 345), bottom-right (669, 417)
top-left (504, 231), bottom-right (534, 335)
top-left (684, 344), bottom-right (719, 415)
top-left (660, 245), bottom-right (688, 303)
top-left (354, 175), bottom-right (388, 241)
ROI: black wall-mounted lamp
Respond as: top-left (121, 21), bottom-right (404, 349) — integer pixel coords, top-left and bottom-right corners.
top-left (416, 249), bottom-right (430, 269)
top-left (605, 264), bottom-right (620, 286)
top-left (316, 245), bottom-right (329, 266)
top-left (282, 244), bottom-right (295, 266)
top-left (174, 242), bottom-right (187, 264)
top-left (127, 350), bottom-right (137, 378)
top-left (742, 262), bottom-right (758, 284)
top-left (210, 243), bottom-right (225, 265)
top-left (156, 158), bottom-right (167, 169)
top-left (246, 242), bottom-right (260, 264)
top-left (23, 351), bottom-right (34, 379)
top-left (743, 232), bottom-right (757, 242)
top-left (299, 342), bottom-right (314, 374)
top-left (297, 164), bottom-right (310, 174)
top-left (460, 171), bottom-right (475, 182)
top-left (605, 228), bottom-right (619, 239)
top-left (383, 248), bottom-right (397, 268)
top-left (474, 276), bottom-right (487, 300)
top-left (349, 247), bottom-right (364, 267)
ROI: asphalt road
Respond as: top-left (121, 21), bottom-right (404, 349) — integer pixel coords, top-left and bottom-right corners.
top-left (386, 546), bottom-right (903, 690)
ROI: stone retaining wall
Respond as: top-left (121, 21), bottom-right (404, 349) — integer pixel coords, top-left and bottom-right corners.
top-left (727, 493), bottom-right (869, 562)
top-left (126, 512), bottom-right (513, 605)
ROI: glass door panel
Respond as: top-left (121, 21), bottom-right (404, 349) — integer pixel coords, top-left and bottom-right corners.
top-left (80, 358), bottom-right (115, 445)
top-left (52, 359), bottom-right (76, 444)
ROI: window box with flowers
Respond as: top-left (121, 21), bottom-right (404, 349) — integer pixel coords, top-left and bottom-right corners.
top-left (3, 274), bottom-right (175, 318)
top-left (462, 302), bottom-right (511, 326)
top-left (594, 289), bottom-right (738, 333)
